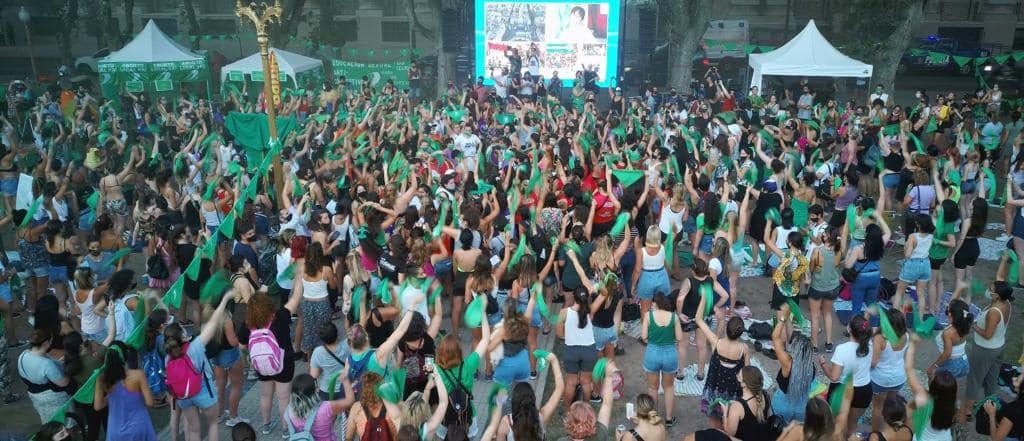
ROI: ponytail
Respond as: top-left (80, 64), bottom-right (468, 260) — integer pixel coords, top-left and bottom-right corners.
top-left (849, 315), bottom-right (871, 357)
top-left (163, 323), bottom-right (187, 359)
top-left (574, 288), bottom-right (589, 329)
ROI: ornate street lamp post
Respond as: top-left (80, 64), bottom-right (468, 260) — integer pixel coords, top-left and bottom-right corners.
top-left (236, 0), bottom-right (284, 194)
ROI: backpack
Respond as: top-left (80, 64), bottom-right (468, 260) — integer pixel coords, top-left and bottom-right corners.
top-left (441, 365), bottom-right (472, 440)
top-left (142, 349), bottom-right (166, 395)
top-left (348, 350), bottom-right (375, 398)
top-left (362, 404), bottom-right (394, 441)
top-left (248, 327), bottom-right (284, 376)
top-left (146, 254), bottom-right (169, 280)
top-left (400, 345), bottom-right (428, 392)
top-left (164, 343), bottom-right (209, 400)
top-left (285, 405), bottom-right (318, 441)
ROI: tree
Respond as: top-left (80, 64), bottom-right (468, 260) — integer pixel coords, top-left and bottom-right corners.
top-left (269, 0), bottom-right (309, 48)
top-left (180, 0), bottom-right (203, 50)
top-left (55, 0), bottom-right (79, 66)
top-left (659, 0), bottom-right (712, 89)
top-left (122, 0), bottom-right (135, 38)
top-left (405, 0), bottom-right (448, 96)
top-left (829, 0), bottom-right (925, 91)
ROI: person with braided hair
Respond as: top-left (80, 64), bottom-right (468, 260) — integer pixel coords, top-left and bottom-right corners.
top-left (723, 366), bottom-right (773, 441)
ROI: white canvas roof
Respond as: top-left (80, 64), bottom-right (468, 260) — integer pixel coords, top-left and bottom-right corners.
top-left (100, 20), bottom-right (204, 64)
top-left (748, 20), bottom-right (872, 89)
top-left (220, 48), bottom-right (322, 85)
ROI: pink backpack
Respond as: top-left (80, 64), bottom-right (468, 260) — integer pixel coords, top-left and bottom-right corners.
top-left (164, 343), bottom-right (206, 400)
top-left (248, 327), bottom-right (284, 376)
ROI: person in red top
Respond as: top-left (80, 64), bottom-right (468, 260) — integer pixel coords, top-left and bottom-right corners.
top-left (588, 176), bottom-right (620, 238)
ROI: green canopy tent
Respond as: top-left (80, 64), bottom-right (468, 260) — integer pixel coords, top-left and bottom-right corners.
top-left (97, 20), bottom-right (211, 102)
top-left (220, 48), bottom-right (326, 98)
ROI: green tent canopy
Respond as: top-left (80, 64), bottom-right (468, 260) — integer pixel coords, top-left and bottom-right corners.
top-left (97, 20), bottom-right (211, 101)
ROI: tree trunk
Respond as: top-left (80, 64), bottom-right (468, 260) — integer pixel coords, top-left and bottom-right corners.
top-left (660, 0), bottom-right (712, 88)
top-left (271, 0), bottom-right (307, 48)
top-left (870, 0), bottom-right (924, 91)
top-left (122, 0), bottom-right (135, 38)
top-left (56, 0), bottom-right (78, 66)
top-left (180, 0), bottom-right (202, 50)
top-left (99, 0), bottom-right (119, 49)
top-left (82, 0), bottom-right (106, 48)
top-left (315, 0), bottom-right (335, 43)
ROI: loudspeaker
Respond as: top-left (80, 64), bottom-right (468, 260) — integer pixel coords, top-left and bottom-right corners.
top-left (638, 7), bottom-right (656, 53)
top-left (442, 8), bottom-right (461, 52)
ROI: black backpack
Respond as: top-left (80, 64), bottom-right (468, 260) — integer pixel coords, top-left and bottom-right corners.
top-left (441, 365), bottom-right (472, 441)
top-left (146, 254), bottom-right (170, 280)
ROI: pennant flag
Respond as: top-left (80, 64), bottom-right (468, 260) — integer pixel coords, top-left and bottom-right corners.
top-left (351, 285), bottom-right (366, 322)
top-left (665, 228), bottom-right (675, 270)
top-left (219, 212), bottom-right (237, 240)
top-left (20, 196), bottom-right (42, 228)
top-left (509, 234), bottom-right (528, 267)
top-left (829, 374), bottom-right (854, 416)
top-left (534, 349), bottom-right (551, 371)
top-left (953, 55), bottom-right (972, 67)
top-left (199, 270), bottom-right (231, 304)
top-left (924, 117), bottom-right (938, 134)
top-left (758, 45), bottom-right (774, 52)
top-left (71, 368), bottom-right (102, 405)
top-left (907, 132), bottom-right (925, 154)
top-left (913, 398), bottom-right (935, 435)
top-left (995, 54), bottom-right (1011, 65)
top-left (163, 277), bottom-right (186, 309)
top-left (1005, 248), bottom-right (1020, 285)
top-left (608, 212), bottom-right (630, 238)
top-left (104, 247), bottom-right (133, 268)
top-left (743, 44), bottom-right (757, 54)
top-left (1014, 52), bottom-right (1024, 62)
top-left (592, 357), bottom-right (609, 383)
top-left (878, 308), bottom-right (901, 346)
top-left (464, 295), bottom-right (485, 328)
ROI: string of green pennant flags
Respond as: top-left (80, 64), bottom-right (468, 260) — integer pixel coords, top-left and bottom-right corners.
top-left (906, 48), bottom-right (1024, 69)
top-left (44, 140), bottom-right (283, 426)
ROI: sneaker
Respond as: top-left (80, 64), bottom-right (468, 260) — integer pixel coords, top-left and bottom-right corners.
top-left (226, 416), bottom-right (250, 427)
top-left (590, 395), bottom-right (602, 403)
top-left (217, 411), bottom-right (230, 424)
top-left (665, 418), bottom-right (675, 428)
top-left (529, 371), bottom-right (538, 380)
top-left (824, 342), bottom-right (835, 353)
top-left (260, 421), bottom-right (277, 435)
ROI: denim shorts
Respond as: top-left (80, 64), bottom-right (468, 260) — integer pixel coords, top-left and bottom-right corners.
top-left (593, 325), bottom-right (618, 349)
top-left (0, 283), bottom-right (11, 303)
top-left (643, 343), bottom-right (678, 374)
top-left (177, 379), bottom-right (217, 410)
top-left (699, 235), bottom-right (713, 255)
top-left (82, 328), bottom-right (108, 344)
top-left (487, 311), bottom-right (503, 327)
top-left (493, 349), bottom-right (531, 386)
top-left (211, 347), bottom-right (241, 369)
top-left (0, 178), bottom-right (15, 196)
top-left (882, 173), bottom-right (900, 189)
top-left (563, 344), bottom-right (598, 374)
top-left (682, 218), bottom-right (697, 235)
top-left (936, 357), bottom-right (969, 379)
top-left (48, 265), bottom-right (69, 284)
top-left (772, 388), bottom-right (806, 424)
top-left (871, 381), bottom-right (904, 394)
top-left (636, 268), bottom-right (671, 301)
top-left (898, 258), bottom-right (931, 282)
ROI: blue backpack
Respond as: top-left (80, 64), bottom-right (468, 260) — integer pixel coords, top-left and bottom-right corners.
top-left (142, 349), bottom-right (166, 395)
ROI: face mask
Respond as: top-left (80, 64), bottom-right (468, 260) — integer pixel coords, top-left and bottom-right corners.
top-left (91, 250), bottom-right (101, 256)
top-left (445, 182), bottom-right (456, 190)
top-left (985, 289), bottom-right (994, 299)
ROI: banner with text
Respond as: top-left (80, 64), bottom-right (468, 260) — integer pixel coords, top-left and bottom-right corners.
top-left (331, 59), bottom-right (412, 90)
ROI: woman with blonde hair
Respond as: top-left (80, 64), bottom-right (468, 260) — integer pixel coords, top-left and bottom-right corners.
top-left (342, 248), bottom-right (371, 321)
top-left (652, 183), bottom-right (687, 269)
top-left (724, 366), bottom-right (773, 441)
top-left (632, 225), bottom-right (672, 317)
top-left (621, 393), bottom-right (667, 441)
top-left (73, 267), bottom-right (108, 345)
top-left (395, 370), bottom-right (448, 440)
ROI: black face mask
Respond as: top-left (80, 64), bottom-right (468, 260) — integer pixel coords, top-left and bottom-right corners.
top-left (90, 250), bottom-right (101, 256)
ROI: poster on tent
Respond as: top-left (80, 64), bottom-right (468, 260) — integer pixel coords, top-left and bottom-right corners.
top-left (330, 59), bottom-right (412, 90)
top-left (98, 59), bottom-right (209, 99)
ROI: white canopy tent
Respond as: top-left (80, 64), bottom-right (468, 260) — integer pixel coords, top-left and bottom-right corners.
top-left (220, 48), bottom-right (323, 87)
top-left (97, 20), bottom-right (210, 99)
top-left (748, 20), bottom-right (873, 90)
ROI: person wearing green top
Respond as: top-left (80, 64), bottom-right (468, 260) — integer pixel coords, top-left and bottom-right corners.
top-left (928, 200), bottom-right (959, 316)
top-left (435, 306), bottom-right (490, 439)
top-left (641, 293), bottom-right (684, 427)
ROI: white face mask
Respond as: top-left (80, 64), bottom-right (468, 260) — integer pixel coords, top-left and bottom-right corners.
top-left (985, 289), bottom-right (994, 299)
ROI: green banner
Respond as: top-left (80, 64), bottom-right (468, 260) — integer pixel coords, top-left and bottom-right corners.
top-left (330, 59), bottom-right (412, 90)
top-left (125, 81), bottom-right (144, 93)
top-left (228, 71), bottom-right (244, 82)
top-left (251, 71), bottom-right (264, 81)
top-left (154, 79), bottom-right (174, 92)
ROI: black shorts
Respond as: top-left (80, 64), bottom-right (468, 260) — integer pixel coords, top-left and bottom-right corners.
top-left (953, 237), bottom-right (980, 269)
top-left (770, 286), bottom-right (794, 311)
top-left (257, 359), bottom-right (296, 384)
top-left (929, 257), bottom-right (946, 270)
top-left (829, 382), bottom-right (873, 409)
top-left (807, 286), bottom-right (840, 300)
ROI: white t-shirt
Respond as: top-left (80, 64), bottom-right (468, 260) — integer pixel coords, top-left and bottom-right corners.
top-left (454, 133), bottom-right (481, 158)
top-left (709, 257), bottom-right (723, 275)
top-left (869, 92), bottom-right (890, 105)
top-left (830, 341), bottom-right (872, 387)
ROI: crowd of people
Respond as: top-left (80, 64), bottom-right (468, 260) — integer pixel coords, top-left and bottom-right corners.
top-left (1, 58), bottom-right (1023, 441)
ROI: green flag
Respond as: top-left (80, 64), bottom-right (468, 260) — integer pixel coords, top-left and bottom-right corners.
top-left (953, 55), bottom-right (972, 67)
top-left (183, 254), bottom-right (203, 282)
top-left (200, 270), bottom-right (232, 304)
top-left (20, 196), bottom-right (43, 228)
top-left (163, 277), bottom-right (186, 309)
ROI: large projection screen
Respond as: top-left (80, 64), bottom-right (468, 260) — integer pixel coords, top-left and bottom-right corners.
top-left (475, 0), bottom-right (621, 87)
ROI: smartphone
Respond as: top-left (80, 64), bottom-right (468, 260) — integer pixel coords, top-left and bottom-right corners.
top-left (626, 402), bottom-right (636, 420)
top-left (424, 356), bottom-right (435, 372)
